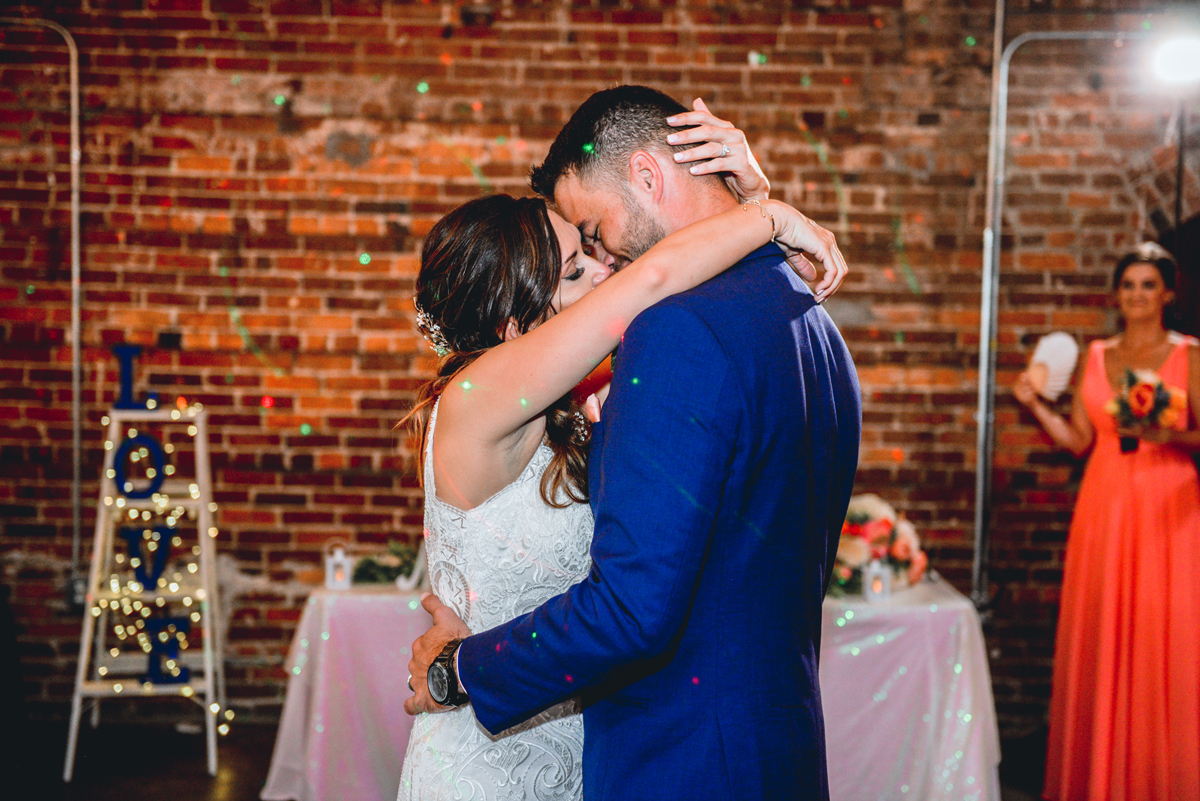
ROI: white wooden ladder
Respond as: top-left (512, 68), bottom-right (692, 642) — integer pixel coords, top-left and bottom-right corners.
top-left (64, 406), bottom-right (226, 780)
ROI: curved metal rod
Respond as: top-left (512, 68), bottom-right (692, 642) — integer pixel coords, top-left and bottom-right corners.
top-left (972, 30), bottom-right (1156, 608)
top-left (0, 17), bottom-right (82, 589)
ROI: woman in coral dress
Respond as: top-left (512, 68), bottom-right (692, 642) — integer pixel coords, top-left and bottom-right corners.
top-left (1014, 243), bottom-right (1200, 800)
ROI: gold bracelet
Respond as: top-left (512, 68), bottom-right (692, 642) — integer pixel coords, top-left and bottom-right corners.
top-left (742, 198), bottom-right (777, 242)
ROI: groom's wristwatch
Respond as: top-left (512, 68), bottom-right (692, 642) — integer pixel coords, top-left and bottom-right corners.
top-left (427, 638), bottom-right (469, 708)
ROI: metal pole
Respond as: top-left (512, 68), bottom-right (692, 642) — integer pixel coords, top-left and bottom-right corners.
top-left (972, 0), bottom-right (1008, 610)
top-left (1177, 97), bottom-right (1185, 231)
top-left (972, 29), bottom-right (1156, 609)
top-left (0, 17), bottom-right (83, 596)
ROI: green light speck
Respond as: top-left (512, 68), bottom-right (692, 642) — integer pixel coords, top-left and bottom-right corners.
top-left (25, 285), bottom-right (35, 295)
top-left (416, 82), bottom-right (430, 94)
top-left (631, 377), bottom-right (639, 385)
top-left (756, 53), bottom-right (768, 65)
top-left (274, 94), bottom-right (286, 106)
top-left (520, 398), bottom-right (528, 408)
top-left (231, 75), bottom-right (241, 86)
top-left (460, 380), bottom-right (472, 391)
top-left (299, 423), bottom-right (313, 435)
top-left (1142, 20), bottom-right (1152, 30)
top-left (800, 75), bottom-right (812, 87)
top-left (582, 143), bottom-right (595, 154)
top-left (965, 36), bottom-right (977, 47)
top-left (359, 253), bottom-right (371, 265)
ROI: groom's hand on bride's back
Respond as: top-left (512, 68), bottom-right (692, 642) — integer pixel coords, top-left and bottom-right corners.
top-left (404, 592), bottom-right (472, 715)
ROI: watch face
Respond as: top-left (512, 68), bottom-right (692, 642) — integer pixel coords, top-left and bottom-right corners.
top-left (428, 665), bottom-right (449, 703)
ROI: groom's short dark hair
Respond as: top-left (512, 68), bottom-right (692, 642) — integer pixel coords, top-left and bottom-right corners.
top-left (530, 85), bottom-right (713, 198)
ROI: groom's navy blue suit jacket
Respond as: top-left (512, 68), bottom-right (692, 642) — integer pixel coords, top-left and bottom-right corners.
top-left (459, 244), bottom-right (861, 800)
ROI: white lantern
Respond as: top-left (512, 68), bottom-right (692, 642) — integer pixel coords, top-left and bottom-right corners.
top-left (863, 559), bottom-right (891, 603)
top-left (325, 545), bottom-right (353, 590)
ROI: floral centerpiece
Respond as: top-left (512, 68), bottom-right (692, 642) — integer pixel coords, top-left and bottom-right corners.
top-left (352, 540), bottom-right (422, 589)
top-left (1105, 368), bottom-right (1186, 452)
top-left (830, 494), bottom-right (928, 598)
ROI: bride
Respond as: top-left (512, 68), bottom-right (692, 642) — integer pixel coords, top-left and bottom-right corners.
top-left (396, 102), bottom-right (848, 801)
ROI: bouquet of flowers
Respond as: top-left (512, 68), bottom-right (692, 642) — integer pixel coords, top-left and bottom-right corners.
top-left (352, 539), bottom-right (421, 585)
top-left (1104, 368), bottom-right (1186, 452)
top-left (830, 494), bottom-right (928, 598)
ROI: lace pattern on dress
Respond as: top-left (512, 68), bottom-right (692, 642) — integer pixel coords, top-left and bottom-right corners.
top-left (398, 400), bottom-right (593, 801)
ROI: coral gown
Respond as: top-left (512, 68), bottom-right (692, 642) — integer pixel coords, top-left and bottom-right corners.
top-left (1044, 334), bottom-right (1200, 800)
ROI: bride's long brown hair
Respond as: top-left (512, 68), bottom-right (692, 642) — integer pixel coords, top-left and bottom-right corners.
top-left (400, 194), bottom-right (589, 507)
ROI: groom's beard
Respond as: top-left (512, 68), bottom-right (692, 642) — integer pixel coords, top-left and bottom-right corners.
top-left (614, 192), bottom-right (668, 271)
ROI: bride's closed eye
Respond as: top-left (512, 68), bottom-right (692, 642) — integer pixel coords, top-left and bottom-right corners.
top-left (564, 264), bottom-right (586, 281)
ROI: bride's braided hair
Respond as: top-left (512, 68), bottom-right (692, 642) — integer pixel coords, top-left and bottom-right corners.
top-left (400, 194), bottom-right (589, 508)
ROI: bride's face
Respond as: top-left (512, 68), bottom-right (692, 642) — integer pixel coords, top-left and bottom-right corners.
top-left (547, 210), bottom-right (612, 312)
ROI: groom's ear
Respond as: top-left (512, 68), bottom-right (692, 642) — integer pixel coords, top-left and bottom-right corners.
top-left (628, 151), bottom-right (665, 204)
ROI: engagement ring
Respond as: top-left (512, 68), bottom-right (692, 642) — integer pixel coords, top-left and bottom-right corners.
top-left (719, 144), bottom-right (730, 158)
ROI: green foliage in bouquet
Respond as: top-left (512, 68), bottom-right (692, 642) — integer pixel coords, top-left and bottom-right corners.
top-left (352, 539), bottom-right (419, 584)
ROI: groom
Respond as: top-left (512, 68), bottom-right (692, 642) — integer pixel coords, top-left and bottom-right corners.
top-left (406, 85), bottom-right (861, 800)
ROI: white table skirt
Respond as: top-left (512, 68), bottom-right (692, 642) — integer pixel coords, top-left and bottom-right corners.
top-left (820, 579), bottom-right (1001, 801)
top-left (263, 579), bottom-right (1000, 801)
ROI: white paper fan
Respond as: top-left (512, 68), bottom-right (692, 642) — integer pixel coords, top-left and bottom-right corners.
top-left (1028, 332), bottom-right (1079, 402)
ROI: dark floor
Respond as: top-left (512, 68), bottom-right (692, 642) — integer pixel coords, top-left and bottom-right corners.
top-left (11, 718), bottom-right (1047, 800)
top-left (14, 719), bottom-right (277, 801)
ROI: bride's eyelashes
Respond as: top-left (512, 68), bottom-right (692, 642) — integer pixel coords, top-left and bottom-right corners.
top-left (564, 265), bottom-right (586, 281)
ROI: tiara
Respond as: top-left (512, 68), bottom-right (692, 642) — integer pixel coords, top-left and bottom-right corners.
top-left (413, 300), bottom-right (452, 357)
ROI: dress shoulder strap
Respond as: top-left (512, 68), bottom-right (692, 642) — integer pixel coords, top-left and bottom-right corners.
top-left (1168, 331), bottom-right (1200, 348)
top-left (424, 399), bottom-right (440, 494)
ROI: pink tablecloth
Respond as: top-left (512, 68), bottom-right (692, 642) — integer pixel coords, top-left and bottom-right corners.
top-left (261, 587), bottom-right (427, 801)
top-left (263, 580), bottom-right (1000, 801)
top-left (821, 578), bottom-right (1001, 801)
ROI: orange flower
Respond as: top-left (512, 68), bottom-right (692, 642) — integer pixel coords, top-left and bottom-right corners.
top-left (1169, 388), bottom-right (1187, 411)
top-left (1128, 382), bottom-right (1157, 418)
top-left (1159, 408), bottom-right (1179, 428)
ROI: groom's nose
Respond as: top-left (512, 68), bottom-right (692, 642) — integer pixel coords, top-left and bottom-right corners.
top-left (588, 240), bottom-right (618, 272)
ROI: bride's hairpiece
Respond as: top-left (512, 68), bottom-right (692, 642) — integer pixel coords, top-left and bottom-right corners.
top-left (413, 300), bottom-right (452, 357)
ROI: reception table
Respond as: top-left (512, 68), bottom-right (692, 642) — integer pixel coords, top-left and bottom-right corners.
top-left (821, 579), bottom-right (1000, 801)
top-left (264, 579), bottom-right (999, 801)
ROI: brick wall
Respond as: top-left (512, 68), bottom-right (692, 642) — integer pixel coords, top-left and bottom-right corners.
top-left (1, 0), bottom-right (1192, 735)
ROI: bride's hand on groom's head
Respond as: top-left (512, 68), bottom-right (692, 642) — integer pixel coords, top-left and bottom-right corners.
top-left (666, 98), bottom-right (770, 203)
top-left (404, 592), bottom-right (472, 716)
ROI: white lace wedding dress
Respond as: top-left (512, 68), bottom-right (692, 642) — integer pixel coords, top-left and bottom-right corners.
top-left (398, 402), bottom-right (593, 801)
